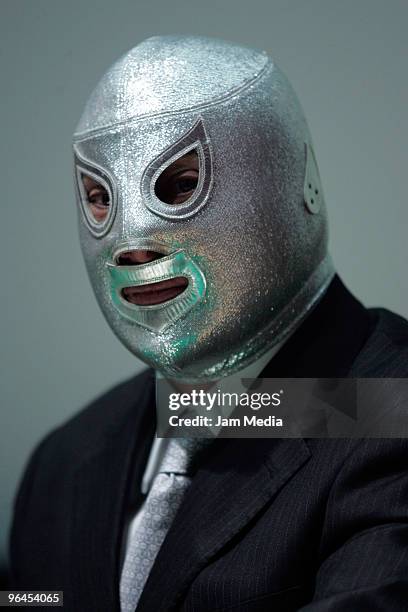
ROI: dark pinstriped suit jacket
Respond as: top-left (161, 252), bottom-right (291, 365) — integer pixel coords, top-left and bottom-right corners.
top-left (9, 277), bottom-right (408, 610)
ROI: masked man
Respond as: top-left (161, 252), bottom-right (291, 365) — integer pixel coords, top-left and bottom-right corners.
top-left (10, 36), bottom-right (408, 611)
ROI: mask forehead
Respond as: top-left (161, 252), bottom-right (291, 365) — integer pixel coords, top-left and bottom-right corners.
top-left (74, 35), bottom-right (269, 136)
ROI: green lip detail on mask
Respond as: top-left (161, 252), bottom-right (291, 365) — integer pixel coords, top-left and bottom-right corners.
top-left (140, 331), bottom-right (199, 375)
top-left (106, 250), bottom-right (206, 334)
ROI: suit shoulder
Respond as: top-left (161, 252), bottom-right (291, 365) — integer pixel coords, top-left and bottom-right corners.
top-left (356, 308), bottom-right (408, 376)
top-left (63, 367), bottom-right (153, 433)
top-left (30, 368), bottom-right (154, 467)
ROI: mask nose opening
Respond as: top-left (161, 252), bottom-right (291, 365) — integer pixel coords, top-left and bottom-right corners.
top-left (115, 250), bottom-right (164, 266)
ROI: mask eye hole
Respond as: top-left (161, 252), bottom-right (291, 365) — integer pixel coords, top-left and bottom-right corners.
top-left (154, 150), bottom-right (199, 205)
top-left (141, 117), bottom-right (213, 220)
top-left (74, 151), bottom-right (117, 237)
top-left (80, 173), bottom-right (111, 223)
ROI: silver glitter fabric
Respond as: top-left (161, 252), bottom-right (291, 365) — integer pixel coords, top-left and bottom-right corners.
top-left (119, 438), bottom-right (210, 611)
top-left (73, 35), bottom-right (335, 381)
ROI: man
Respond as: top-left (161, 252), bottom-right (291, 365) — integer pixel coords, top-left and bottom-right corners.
top-left (10, 36), bottom-right (408, 611)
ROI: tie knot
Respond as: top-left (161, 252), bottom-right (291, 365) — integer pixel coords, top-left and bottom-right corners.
top-left (158, 438), bottom-right (212, 475)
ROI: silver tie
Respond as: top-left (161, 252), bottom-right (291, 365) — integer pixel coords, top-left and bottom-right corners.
top-left (119, 438), bottom-right (209, 612)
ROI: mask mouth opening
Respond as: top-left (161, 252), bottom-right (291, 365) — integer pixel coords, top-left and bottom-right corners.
top-left (121, 277), bottom-right (189, 306)
top-left (106, 245), bottom-right (206, 330)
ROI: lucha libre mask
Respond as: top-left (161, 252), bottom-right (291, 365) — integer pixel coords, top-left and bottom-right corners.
top-left (73, 35), bottom-right (334, 381)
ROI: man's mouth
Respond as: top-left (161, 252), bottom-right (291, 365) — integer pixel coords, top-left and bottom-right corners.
top-left (121, 277), bottom-right (188, 306)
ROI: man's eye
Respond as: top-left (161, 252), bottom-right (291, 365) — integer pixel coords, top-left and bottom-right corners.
top-left (88, 189), bottom-right (110, 207)
top-left (174, 177), bottom-right (198, 194)
top-left (154, 150), bottom-right (200, 205)
top-left (80, 173), bottom-right (111, 223)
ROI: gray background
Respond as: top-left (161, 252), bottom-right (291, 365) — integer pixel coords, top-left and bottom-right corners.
top-left (1, 0), bottom-right (407, 568)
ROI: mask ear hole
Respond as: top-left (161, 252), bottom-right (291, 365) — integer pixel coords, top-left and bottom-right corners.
top-left (80, 172), bottom-right (111, 223)
top-left (154, 150), bottom-right (199, 205)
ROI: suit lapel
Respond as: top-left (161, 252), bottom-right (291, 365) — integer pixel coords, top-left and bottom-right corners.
top-left (137, 437), bottom-right (311, 612)
top-left (68, 373), bottom-right (156, 612)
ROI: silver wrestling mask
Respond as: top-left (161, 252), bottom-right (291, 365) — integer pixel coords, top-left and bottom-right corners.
top-left (73, 35), bottom-right (335, 381)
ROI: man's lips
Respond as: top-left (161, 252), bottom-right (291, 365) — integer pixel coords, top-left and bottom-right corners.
top-left (121, 277), bottom-right (188, 306)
